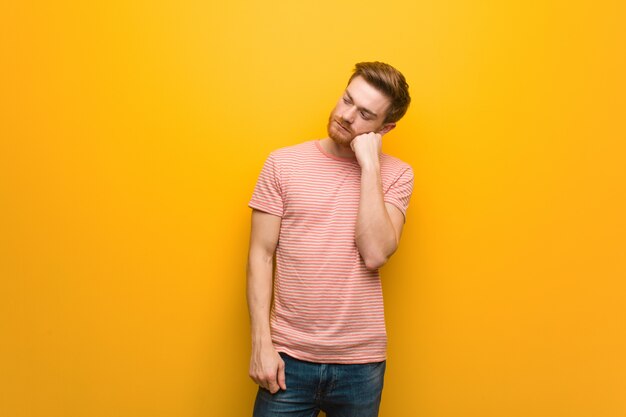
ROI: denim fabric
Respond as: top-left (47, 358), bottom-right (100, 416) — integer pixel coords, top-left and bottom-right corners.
top-left (253, 352), bottom-right (386, 417)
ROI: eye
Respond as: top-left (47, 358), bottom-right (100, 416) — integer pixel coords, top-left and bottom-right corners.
top-left (360, 111), bottom-right (371, 120)
top-left (342, 96), bottom-right (351, 104)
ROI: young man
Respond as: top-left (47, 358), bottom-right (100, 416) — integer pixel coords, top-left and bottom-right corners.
top-left (247, 62), bottom-right (413, 417)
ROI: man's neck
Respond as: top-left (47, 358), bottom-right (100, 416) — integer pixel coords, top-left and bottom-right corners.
top-left (319, 138), bottom-right (357, 160)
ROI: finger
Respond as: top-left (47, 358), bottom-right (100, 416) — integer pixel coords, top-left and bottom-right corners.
top-left (265, 366), bottom-right (280, 394)
top-left (277, 360), bottom-right (286, 390)
top-left (267, 378), bottom-right (279, 394)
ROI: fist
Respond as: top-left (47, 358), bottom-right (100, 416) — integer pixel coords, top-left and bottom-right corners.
top-left (350, 132), bottom-right (382, 168)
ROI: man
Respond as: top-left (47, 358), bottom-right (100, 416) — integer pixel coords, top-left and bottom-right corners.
top-left (247, 61), bottom-right (413, 417)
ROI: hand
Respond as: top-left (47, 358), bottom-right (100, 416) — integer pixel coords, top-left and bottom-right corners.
top-left (249, 344), bottom-right (286, 394)
top-left (350, 132), bottom-right (382, 169)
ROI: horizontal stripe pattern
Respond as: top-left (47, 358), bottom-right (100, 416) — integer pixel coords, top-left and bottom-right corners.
top-left (249, 140), bottom-right (413, 363)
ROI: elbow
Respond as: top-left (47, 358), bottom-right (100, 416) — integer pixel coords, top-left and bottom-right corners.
top-left (361, 241), bottom-right (399, 270)
top-left (362, 254), bottom-right (389, 271)
top-left (356, 235), bottom-right (398, 271)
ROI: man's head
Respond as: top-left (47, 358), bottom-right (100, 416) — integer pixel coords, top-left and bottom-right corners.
top-left (349, 62), bottom-right (411, 124)
top-left (327, 61), bottom-right (411, 146)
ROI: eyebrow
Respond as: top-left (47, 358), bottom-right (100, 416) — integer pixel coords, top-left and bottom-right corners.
top-left (345, 90), bottom-right (378, 118)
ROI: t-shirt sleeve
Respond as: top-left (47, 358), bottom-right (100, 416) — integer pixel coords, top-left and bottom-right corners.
top-left (248, 153), bottom-right (284, 217)
top-left (384, 166), bottom-right (414, 221)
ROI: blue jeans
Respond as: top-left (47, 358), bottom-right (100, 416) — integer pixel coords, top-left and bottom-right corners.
top-left (253, 352), bottom-right (386, 417)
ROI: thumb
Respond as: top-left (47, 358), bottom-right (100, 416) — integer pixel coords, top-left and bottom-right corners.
top-left (277, 359), bottom-right (287, 390)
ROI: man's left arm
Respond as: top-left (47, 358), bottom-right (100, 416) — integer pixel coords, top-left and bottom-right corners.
top-left (352, 132), bottom-right (407, 270)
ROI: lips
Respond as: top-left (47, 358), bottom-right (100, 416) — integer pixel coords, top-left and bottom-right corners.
top-left (335, 119), bottom-right (351, 134)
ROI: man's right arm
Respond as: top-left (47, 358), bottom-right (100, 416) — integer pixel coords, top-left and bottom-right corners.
top-left (246, 209), bottom-right (286, 394)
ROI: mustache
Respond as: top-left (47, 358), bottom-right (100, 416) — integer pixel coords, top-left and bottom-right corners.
top-left (333, 117), bottom-right (353, 133)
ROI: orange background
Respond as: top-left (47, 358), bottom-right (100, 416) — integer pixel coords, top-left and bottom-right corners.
top-left (1, 1), bottom-right (625, 416)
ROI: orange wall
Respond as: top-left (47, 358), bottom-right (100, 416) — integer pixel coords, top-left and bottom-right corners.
top-left (1, 1), bottom-right (625, 416)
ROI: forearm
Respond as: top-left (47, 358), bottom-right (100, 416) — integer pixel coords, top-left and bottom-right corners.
top-left (246, 251), bottom-right (274, 347)
top-left (246, 210), bottom-right (285, 392)
top-left (356, 163), bottom-right (398, 270)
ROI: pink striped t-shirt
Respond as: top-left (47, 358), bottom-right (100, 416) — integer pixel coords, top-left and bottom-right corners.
top-left (249, 140), bottom-right (413, 363)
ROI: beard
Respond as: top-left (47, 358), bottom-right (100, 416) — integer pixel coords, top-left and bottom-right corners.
top-left (326, 113), bottom-right (354, 146)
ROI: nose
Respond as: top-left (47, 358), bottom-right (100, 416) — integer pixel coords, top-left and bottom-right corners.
top-left (341, 106), bottom-right (356, 124)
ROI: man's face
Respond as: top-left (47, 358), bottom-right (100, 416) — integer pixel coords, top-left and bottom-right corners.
top-left (327, 76), bottom-right (394, 146)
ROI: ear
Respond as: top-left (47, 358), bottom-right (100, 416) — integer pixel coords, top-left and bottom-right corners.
top-left (378, 122), bottom-right (396, 136)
